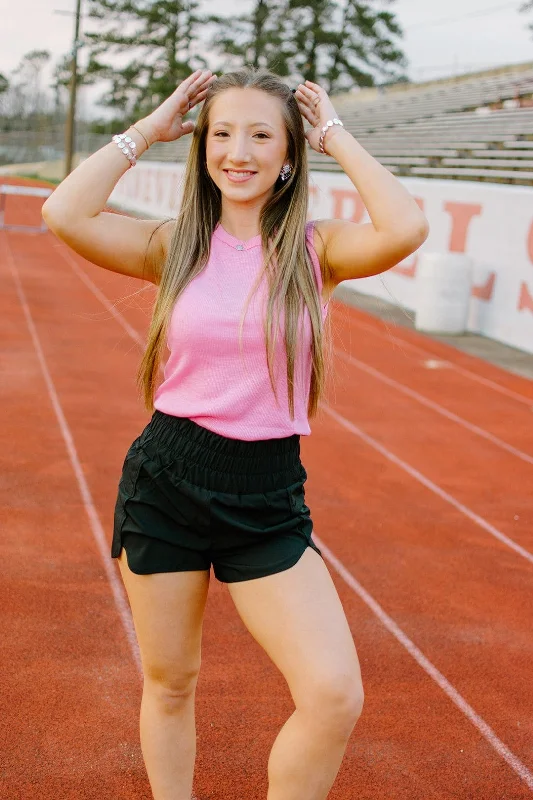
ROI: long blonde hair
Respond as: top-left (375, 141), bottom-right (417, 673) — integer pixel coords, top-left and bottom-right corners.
top-left (139, 66), bottom-right (332, 420)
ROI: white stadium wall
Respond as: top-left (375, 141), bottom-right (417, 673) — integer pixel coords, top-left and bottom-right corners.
top-left (109, 162), bottom-right (533, 355)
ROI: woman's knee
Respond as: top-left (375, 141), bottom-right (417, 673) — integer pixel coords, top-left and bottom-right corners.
top-left (142, 662), bottom-right (201, 711)
top-left (299, 671), bottom-right (364, 733)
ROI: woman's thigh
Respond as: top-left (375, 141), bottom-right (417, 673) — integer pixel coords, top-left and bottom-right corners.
top-left (117, 549), bottom-right (211, 689)
top-left (227, 548), bottom-right (362, 710)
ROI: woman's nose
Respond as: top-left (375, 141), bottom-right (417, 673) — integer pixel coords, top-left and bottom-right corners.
top-left (229, 136), bottom-right (251, 161)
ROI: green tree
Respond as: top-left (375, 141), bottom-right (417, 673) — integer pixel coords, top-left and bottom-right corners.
top-left (206, 0), bottom-right (407, 93)
top-left (50, 50), bottom-right (96, 118)
top-left (10, 50), bottom-right (51, 117)
top-left (0, 50), bottom-right (53, 129)
top-left (83, 0), bottom-right (210, 124)
top-left (326, 0), bottom-right (406, 91)
top-left (206, 0), bottom-right (294, 76)
top-left (520, 0), bottom-right (533, 25)
top-left (82, 0), bottom-right (406, 121)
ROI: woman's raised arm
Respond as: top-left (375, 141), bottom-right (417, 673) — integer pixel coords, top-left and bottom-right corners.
top-left (42, 69), bottom-right (216, 283)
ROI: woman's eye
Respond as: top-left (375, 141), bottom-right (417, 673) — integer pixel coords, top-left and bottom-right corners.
top-left (214, 132), bottom-right (269, 139)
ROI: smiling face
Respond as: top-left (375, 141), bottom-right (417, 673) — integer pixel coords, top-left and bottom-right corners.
top-left (205, 87), bottom-right (289, 208)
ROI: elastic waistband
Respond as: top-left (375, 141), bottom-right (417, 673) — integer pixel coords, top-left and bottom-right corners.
top-left (140, 411), bottom-right (305, 492)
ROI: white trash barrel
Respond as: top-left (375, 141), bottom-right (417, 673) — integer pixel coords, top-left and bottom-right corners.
top-left (415, 252), bottom-right (473, 335)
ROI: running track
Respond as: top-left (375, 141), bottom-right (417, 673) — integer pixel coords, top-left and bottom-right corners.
top-left (1, 178), bottom-right (532, 799)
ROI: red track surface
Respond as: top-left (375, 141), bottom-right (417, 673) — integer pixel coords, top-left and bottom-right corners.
top-left (1, 178), bottom-right (532, 799)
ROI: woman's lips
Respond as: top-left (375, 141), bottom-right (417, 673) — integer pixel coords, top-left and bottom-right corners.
top-left (224, 170), bottom-right (256, 183)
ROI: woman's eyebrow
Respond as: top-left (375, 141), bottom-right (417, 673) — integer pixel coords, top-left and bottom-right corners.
top-left (212, 121), bottom-right (275, 130)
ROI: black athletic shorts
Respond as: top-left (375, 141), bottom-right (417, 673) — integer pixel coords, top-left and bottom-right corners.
top-left (111, 410), bottom-right (322, 583)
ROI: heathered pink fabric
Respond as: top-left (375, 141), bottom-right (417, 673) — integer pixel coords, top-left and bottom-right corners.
top-left (154, 219), bottom-right (329, 441)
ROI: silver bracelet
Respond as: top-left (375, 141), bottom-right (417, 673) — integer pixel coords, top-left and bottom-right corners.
top-left (112, 132), bottom-right (137, 167)
top-left (319, 118), bottom-right (344, 154)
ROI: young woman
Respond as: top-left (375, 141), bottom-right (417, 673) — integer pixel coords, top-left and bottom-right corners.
top-left (42, 67), bottom-right (428, 800)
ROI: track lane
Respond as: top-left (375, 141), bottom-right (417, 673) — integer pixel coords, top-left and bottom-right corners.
top-left (3, 183), bottom-right (533, 798)
top-left (302, 410), bottom-right (533, 770)
top-left (331, 323), bottom-right (533, 462)
top-left (34, 209), bottom-right (532, 792)
top-left (38, 241), bottom-right (533, 792)
top-left (333, 346), bottom-right (533, 465)
top-left (335, 303), bottom-right (533, 404)
top-left (0, 232), bottom-right (149, 800)
top-left (325, 355), bottom-right (532, 555)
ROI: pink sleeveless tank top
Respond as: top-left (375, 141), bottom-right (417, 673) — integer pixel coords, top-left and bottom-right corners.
top-left (153, 220), bottom-right (329, 441)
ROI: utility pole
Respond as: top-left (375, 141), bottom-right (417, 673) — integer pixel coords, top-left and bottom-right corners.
top-left (64, 0), bottom-right (83, 178)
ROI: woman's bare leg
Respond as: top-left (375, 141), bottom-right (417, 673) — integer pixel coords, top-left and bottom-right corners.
top-left (228, 547), bottom-right (364, 800)
top-left (117, 548), bottom-right (210, 800)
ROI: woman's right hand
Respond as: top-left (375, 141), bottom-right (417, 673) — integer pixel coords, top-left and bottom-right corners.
top-left (137, 69), bottom-right (218, 145)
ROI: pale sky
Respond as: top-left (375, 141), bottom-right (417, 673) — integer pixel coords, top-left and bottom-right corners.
top-left (1, 0), bottom-right (532, 117)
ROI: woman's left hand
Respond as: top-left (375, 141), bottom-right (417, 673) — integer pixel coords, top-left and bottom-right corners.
top-left (294, 80), bottom-right (342, 154)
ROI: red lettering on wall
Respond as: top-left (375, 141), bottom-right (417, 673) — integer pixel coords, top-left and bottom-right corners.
top-left (520, 220), bottom-right (533, 313)
top-left (472, 272), bottom-right (496, 301)
top-left (444, 202), bottom-right (482, 252)
top-left (518, 282), bottom-right (533, 313)
top-left (330, 189), bottom-right (366, 222)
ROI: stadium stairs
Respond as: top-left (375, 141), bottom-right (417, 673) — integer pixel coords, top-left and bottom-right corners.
top-left (4, 62), bottom-right (533, 187)
top-left (142, 61), bottom-right (533, 186)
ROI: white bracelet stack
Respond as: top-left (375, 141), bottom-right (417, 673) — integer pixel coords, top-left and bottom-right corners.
top-left (112, 132), bottom-right (137, 167)
top-left (319, 118), bottom-right (344, 154)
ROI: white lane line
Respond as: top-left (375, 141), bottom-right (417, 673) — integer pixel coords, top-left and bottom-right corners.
top-left (3, 234), bottom-right (142, 677)
top-left (345, 313), bottom-right (533, 407)
top-left (51, 234), bottom-right (533, 790)
top-left (334, 348), bottom-right (533, 466)
top-left (322, 404), bottom-right (533, 567)
top-left (313, 534), bottom-right (533, 792)
top-left (56, 245), bottom-right (145, 347)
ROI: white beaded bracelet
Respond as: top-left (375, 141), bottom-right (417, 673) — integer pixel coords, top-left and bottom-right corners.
top-left (112, 132), bottom-right (137, 167)
top-left (319, 118), bottom-right (344, 154)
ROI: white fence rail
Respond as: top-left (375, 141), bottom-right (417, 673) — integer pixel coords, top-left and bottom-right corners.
top-left (0, 183), bottom-right (52, 232)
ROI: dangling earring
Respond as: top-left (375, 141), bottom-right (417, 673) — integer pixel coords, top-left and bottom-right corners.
top-left (279, 163), bottom-right (292, 181)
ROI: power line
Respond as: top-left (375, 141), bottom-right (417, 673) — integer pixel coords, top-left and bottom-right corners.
top-left (405, 2), bottom-right (523, 31)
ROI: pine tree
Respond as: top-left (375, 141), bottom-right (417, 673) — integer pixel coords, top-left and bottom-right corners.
top-left (0, 50), bottom-right (52, 128)
top-left (205, 0), bottom-right (294, 76)
top-left (84, 0), bottom-right (209, 124)
top-left (206, 0), bottom-right (407, 93)
top-left (326, 0), bottom-right (406, 91)
top-left (83, 0), bottom-right (407, 122)
top-left (520, 0), bottom-right (533, 36)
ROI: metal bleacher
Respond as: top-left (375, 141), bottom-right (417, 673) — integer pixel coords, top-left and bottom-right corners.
top-left (142, 62), bottom-right (533, 186)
